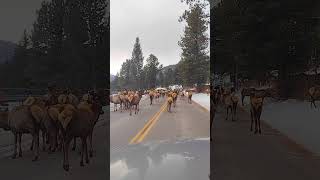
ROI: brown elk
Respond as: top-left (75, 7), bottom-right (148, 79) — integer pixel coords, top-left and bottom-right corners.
top-left (223, 88), bottom-right (239, 121)
top-left (241, 87), bottom-right (256, 106)
top-left (250, 92), bottom-right (264, 134)
top-left (167, 93), bottom-right (173, 112)
top-left (129, 92), bottom-right (142, 116)
top-left (308, 86), bottom-right (320, 108)
top-left (172, 92), bottom-right (178, 107)
top-left (8, 96), bottom-right (46, 161)
top-left (187, 91), bottom-right (193, 104)
top-left (149, 90), bottom-right (155, 105)
top-left (57, 101), bottom-right (103, 171)
top-left (110, 94), bottom-right (122, 112)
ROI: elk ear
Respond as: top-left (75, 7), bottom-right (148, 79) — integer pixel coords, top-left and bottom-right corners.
top-left (23, 97), bottom-right (35, 106)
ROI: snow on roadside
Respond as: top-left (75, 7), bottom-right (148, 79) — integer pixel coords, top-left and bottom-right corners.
top-left (239, 94), bottom-right (320, 155)
top-left (192, 93), bottom-right (210, 111)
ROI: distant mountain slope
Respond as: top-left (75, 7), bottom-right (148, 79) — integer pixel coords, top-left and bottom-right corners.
top-left (0, 40), bottom-right (16, 64)
top-left (161, 64), bottom-right (176, 73)
top-left (110, 74), bottom-right (116, 82)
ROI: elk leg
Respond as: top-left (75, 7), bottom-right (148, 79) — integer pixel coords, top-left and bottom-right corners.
top-left (72, 137), bottom-right (76, 151)
top-left (42, 131), bottom-right (46, 151)
top-left (18, 133), bottom-right (22, 157)
top-left (129, 105), bottom-right (132, 116)
top-left (258, 111), bottom-right (262, 134)
top-left (51, 130), bottom-right (57, 152)
top-left (225, 107), bottom-right (229, 120)
top-left (32, 131), bottom-right (39, 161)
top-left (89, 131), bottom-right (93, 157)
top-left (80, 137), bottom-right (85, 166)
top-left (84, 137), bottom-right (89, 164)
top-left (63, 135), bottom-right (72, 171)
top-left (241, 95), bottom-right (244, 106)
top-left (250, 109), bottom-right (253, 131)
top-left (233, 104), bottom-right (237, 121)
top-left (254, 115), bottom-right (258, 134)
top-left (46, 133), bottom-right (49, 144)
top-left (136, 105), bottom-right (138, 114)
top-left (30, 136), bottom-right (34, 151)
top-left (12, 132), bottom-right (17, 159)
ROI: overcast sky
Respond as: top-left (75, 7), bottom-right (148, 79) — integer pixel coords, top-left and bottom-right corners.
top-left (110, 0), bottom-right (209, 75)
top-left (0, 0), bottom-right (43, 43)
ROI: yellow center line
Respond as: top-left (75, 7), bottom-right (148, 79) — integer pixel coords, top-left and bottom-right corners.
top-left (129, 102), bottom-right (167, 144)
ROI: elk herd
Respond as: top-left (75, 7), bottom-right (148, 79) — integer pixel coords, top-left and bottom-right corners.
top-left (110, 88), bottom-right (193, 114)
top-left (211, 86), bottom-right (277, 136)
top-left (0, 88), bottom-right (107, 171)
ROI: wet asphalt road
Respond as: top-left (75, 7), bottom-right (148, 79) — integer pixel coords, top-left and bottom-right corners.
top-left (212, 104), bottom-right (320, 180)
top-left (110, 95), bottom-right (210, 152)
top-left (0, 94), bottom-right (210, 180)
top-left (0, 106), bottom-right (109, 180)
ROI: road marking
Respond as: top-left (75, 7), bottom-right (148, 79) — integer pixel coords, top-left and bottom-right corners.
top-left (191, 100), bottom-right (209, 112)
top-left (129, 102), bottom-right (167, 144)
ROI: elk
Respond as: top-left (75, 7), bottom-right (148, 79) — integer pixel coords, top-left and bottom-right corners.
top-left (57, 100), bottom-right (103, 171)
top-left (167, 93), bottom-right (173, 112)
top-left (149, 90), bottom-right (155, 105)
top-left (187, 91), bottom-right (193, 104)
top-left (308, 86), bottom-right (320, 108)
top-left (223, 88), bottom-right (239, 121)
top-left (172, 92), bottom-right (178, 107)
top-left (110, 94), bottom-right (122, 112)
top-left (8, 96), bottom-right (46, 161)
top-left (250, 93), bottom-right (264, 134)
top-left (241, 87), bottom-right (256, 106)
top-left (128, 92), bottom-right (142, 116)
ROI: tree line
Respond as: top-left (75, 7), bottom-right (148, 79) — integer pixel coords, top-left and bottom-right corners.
top-left (213, 0), bottom-right (320, 96)
top-left (0, 0), bottom-right (109, 90)
top-left (111, 0), bottom-right (209, 91)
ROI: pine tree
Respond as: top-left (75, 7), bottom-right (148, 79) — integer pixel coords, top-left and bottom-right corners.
top-left (131, 37), bottom-right (144, 89)
top-left (179, 2), bottom-right (209, 87)
top-left (144, 54), bottom-right (161, 89)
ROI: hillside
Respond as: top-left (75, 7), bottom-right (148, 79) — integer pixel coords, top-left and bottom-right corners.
top-left (110, 74), bottom-right (116, 82)
top-left (0, 40), bottom-right (16, 64)
top-left (161, 64), bottom-right (176, 73)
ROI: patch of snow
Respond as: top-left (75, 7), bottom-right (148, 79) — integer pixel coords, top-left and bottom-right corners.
top-left (192, 93), bottom-right (210, 111)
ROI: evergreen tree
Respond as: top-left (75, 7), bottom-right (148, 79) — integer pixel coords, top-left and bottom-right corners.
top-left (179, 1), bottom-right (209, 86)
top-left (144, 54), bottom-right (161, 89)
top-left (130, 37), bottom-right (144, 89)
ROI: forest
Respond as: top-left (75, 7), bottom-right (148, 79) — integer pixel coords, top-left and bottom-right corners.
top-left (0, 0), bottom-right (109, 90)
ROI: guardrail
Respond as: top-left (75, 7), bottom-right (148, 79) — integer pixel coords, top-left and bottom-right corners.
top-left (0, 88), bottom-right (45, 111)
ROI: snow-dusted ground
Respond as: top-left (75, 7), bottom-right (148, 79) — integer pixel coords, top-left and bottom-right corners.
top-left (239, 92), bottom-right (320, 155)
top-left (110, 95), bottom-right (148, 112)
top-left (192, 93), bottom-right (210, 111)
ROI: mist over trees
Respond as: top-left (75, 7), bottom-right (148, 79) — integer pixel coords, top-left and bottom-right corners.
top-left (0, 0), bottom-right (109, 89)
